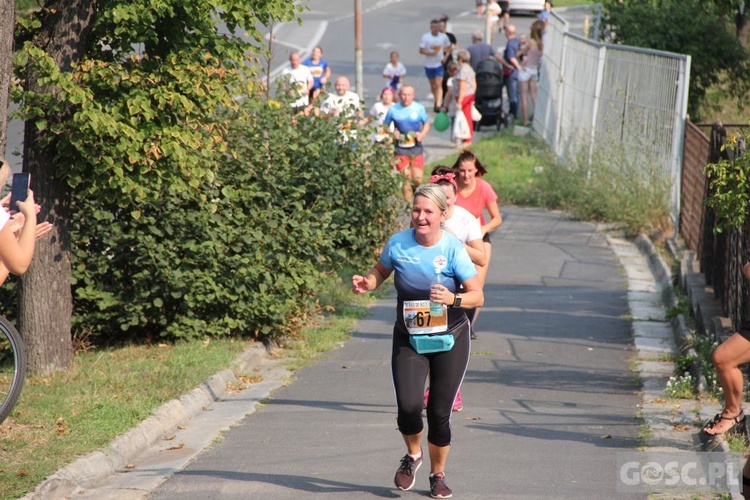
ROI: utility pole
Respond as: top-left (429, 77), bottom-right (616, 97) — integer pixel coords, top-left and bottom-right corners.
top-left (485, 3), bottom-right (492, 43)
top-left (354, 0), bottom-right (363, 98)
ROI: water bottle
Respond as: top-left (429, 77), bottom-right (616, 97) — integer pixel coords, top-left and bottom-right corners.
top-left (430, 268), bottom-right (444, 317)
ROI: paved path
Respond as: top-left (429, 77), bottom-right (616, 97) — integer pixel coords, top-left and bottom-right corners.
top-left (144, 206), bottom-right (643, 499)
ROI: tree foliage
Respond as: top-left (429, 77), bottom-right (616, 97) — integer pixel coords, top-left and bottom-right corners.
top-left (704, 132), bottom-right (750, 233)
top-left (603, 0), bottom-right (750, 119)
top-left (9, 0), bottom-right (401, 344)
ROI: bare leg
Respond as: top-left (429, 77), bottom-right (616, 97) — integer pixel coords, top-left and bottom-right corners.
top-left (519, 80), bottom-right (529, 125)
top-left (403, 431), bottom-right (423, 456)
top-left (431, 77), bottom-right (444, 110)
top-left (411, 167), bottom-right (424, 189)
top-left (705, 333), bottom-right (750, 434)
top-left (428, 441), bottom-right (450, 474)
top-left (402, 166), bottom-right (414, 202)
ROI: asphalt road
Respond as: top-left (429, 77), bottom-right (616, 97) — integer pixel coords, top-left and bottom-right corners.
top-left (266, 0), bottom-right (536, 108)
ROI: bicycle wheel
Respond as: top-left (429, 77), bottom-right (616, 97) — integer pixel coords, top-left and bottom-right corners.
top-left (0, 315), bottom-right (26, 424)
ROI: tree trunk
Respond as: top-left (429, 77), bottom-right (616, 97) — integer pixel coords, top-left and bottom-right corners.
top-left (0, 0), bottom-right (14, 156)
top-left (738, 4), bottom-right (749, 48)
top-left (20, 0), bottom-right (96, 374)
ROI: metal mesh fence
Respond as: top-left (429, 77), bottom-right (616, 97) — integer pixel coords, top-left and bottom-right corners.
top-left (534, 6), bottom-right (691, 230)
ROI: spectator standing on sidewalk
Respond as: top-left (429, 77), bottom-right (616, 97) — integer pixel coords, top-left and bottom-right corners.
top-left (281, 51), bottom-right (314, 113)
top-left (467, 31), bottom-right (501, 72)
top-left (452, 150), bottom-right (503, 339)
top-left (419, 19), bottom-right (451, 113)
top-left (384, 85), bottom-right (431, 202)
top-left (352, 183), bottom-right (483, 499)
top-left (443, 50), bottom-right (476, 147)
top-left (302, 46), bottom-right (331, 104)
top-left (517, 22), bottom-right (543, 126)
top-left (702, 261), bottom-right (750, 436)
top-left (438, 15), bottom-right (457, 109)
top-left (501, 25), bottom-right (521, 121)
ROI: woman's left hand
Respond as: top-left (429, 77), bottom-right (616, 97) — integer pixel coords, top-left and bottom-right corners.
top-left (430, 284), bottom-right (453, 305)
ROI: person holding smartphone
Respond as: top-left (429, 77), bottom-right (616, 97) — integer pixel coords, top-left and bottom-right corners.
top-left (0, 158), bottom-right (52, 286)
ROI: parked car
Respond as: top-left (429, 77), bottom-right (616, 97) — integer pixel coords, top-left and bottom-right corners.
top-left (510, 0), bottom-right (545, 13)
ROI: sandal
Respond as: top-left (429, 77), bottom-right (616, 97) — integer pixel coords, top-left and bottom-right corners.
top-left (702, 410), bottom-right (746, 436)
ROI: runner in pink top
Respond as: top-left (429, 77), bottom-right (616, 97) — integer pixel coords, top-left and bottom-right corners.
top-left (452, 150), bottom-right (503, 339)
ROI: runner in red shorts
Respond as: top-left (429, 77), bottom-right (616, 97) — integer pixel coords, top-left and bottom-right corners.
top-left (384, 85), bottom-right (431, 201)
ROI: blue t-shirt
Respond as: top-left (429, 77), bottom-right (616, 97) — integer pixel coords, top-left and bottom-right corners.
top-left (380, 229), bottom-right (477, 332)
top-left (504, 38), bottom-right (520, 80)
top-left (302, 57), bottom-right (329, 90)
top-left (384, 102), bottom-right (429, 156)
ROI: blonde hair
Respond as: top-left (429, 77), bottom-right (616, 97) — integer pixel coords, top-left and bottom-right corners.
top-left (413, 183), bottom-right (448, 212)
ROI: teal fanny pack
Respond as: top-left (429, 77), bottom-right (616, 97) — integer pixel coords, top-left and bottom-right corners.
top-left (409, 333), bottom-right (455, 354)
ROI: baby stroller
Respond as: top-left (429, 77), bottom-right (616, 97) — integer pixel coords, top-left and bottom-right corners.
top-left (473, 58), bottom-right (507, 131)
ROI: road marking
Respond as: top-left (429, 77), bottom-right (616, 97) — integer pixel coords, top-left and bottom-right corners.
top-left (267, 20), bottom-right (329, 81)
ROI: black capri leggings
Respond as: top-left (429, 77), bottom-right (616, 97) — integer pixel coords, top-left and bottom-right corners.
top-left (391, 319), bottom-right (471, 447)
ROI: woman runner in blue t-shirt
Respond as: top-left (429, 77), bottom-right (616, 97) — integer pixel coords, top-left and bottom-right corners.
top-left (352, 184), bottom-right (483, 499)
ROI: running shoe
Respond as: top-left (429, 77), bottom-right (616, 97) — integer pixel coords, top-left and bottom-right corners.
top-left (394, 451), bottom-right (422, 490)
top-left (452, 390), bottom-right (463, 412)
top-left (424, 389), bottom-right (429, 409)
top-left (429, 472), bottom-right (453, 498)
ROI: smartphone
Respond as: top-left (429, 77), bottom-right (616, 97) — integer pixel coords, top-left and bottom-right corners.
top-left (10, 173), bottom-right (30, 211)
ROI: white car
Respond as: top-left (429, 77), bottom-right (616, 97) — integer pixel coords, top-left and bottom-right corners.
top-left (509, 0), bottom-right (545, 13)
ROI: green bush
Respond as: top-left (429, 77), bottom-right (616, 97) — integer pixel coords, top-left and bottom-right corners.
top-left (66, 97), bottom-right (400, 342)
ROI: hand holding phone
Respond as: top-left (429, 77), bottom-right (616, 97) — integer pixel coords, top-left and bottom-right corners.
top-left (10, 173), bottom-right (30, 211)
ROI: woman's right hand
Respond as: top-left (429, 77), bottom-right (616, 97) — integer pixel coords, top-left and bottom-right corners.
top-left (352, 275), bottom-right (371, 294)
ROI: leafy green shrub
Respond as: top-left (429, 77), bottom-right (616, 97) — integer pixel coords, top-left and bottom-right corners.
top-left (10, 0), bottom-right (401, 344)
top-left (67, 97), bottom-right (400, 342)
top-left (704, 131), bottom-right (750, 233)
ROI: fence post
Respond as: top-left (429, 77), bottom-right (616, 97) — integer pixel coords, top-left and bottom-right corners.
top-left (671, 55), bottom-right (691, 236)
top-left (588, 45), bottom-right (607, 169)
top-left (554, 34), bottom-right (569, 158)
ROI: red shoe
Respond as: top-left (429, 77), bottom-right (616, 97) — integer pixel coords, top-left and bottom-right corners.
top-left (452, 390), bottom-right (463, 412)
top-left (423, 389), bottom-right (429, 409)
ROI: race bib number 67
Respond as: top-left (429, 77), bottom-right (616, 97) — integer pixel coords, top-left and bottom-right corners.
top-left (403, 300), bottom-right (448, 335)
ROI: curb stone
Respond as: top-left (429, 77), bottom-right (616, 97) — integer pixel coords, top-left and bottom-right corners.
top-left (21, 342), bottom-right (287, 500)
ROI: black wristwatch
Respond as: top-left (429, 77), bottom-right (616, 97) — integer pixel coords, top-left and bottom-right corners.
top-left (451, 293), bottom-right (462, 308)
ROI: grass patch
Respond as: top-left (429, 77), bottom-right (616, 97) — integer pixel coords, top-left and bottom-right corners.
top-left (0, 338), bottom-right (247, 497)
top-left (429, 132), bottom-right (552, 207)
top-left (430, 128), bottom-right (671, 237)
top-left (0, 271), bottom-right (377, 498)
